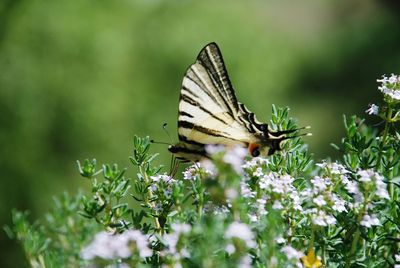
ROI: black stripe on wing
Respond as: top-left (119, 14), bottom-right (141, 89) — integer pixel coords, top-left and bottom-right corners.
top-left (179, 111), bottom-right (194, 118)
top-left (178, 120), bottom-right (242, 142)
top-left (237, 102), bottom-right (267, 134)
top-left (186, 65), bottom-right (234, 117)
top-left (196, 43), bottom-right (239, 113)
top-left (185, 69), bottom-right (226, 111)
top-left (179, 92), bottom-right (230, 125)
top-left (168, 143), bottom-right (207, 160)
top-left (178, 134), bottom-right (205, 147)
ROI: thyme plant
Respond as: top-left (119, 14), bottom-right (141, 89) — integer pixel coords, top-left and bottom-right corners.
top-left (5, 75), bottom-right (400, 267)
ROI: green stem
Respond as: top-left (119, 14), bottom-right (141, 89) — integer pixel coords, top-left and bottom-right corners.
top-left (345, 196), bottom-right (368, 268)
top-left (140, 165), bottom-right (161, 233)
top-left (309, 222), bottom-right (316, 252)
top-left (377, 106), bottom-right (392, 170)
top-left (345, 228), bottom-right (361, 268)
top-left (197, 202), bottom-right (203, 218)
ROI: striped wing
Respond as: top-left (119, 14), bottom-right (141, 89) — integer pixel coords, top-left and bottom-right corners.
top-left (174, 43), bottom-right (266, 159)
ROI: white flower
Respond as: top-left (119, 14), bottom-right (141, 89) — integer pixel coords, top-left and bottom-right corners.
top-left (225, 187), bottom-right (238, 200)
top-left (389, 74), bottom-right (399, 83)
top-left (275, 236), bottom-right (286, 244)
top-left (240, 181), bottom-right (255, 199)
top-left (225, 222), bottom-right (256, 248)
top-left (171, 223), bottom-right (191, 235)
top-left (150, 184), bottom-right (158, 192)
top-left (325, 214), bottom-right (337, 225)
top-left (272, 200), bottom-right (283, 210)
top-left (357, 169), bottom-right (374, 182)
top-left (357, 169), bottom-right (389, 200)
top-left (259, 173), bottom-right (273, 189)
top-left (205, 144), bottom-right (225, 155)
top-left (377, 74), bottom-right (400, 100)
top-left (311, 176), bottom-right (329, 192)
top-left (271, 174), bottom-right (294, 194)
top-left (238, 255), bottom-right (252, 268)
top-left (248, 213), bottom-right (258, 222)
top-left (312, 210), bottom-right (337, 226)
top-left (316, 161), bottom-right (327, 169)
top-left (253, 167), bottom-right (264, 177)
top-left (164, 188), bottom-right (172, 198)
top-left (257, 198), bottom-right (267, 206)
top-left (183, 164), bottom-right (199, 181)
top-left (199, 159), bottom-right (217, 177)
top-left (270, 256), bottom-right (278, 267)
top-left (81, 230), bottom-right (152, 260)
top-left (329, 162), bottom-right (349, 175)
top-left (313, 213), bottom-right (327, 226)
top-left (375, 174), bottom-right (390, 199)
top-left (290, 192), bottom-right (303, 211)
top-left (242, 157), bottom-right (269, 170)
top-left (162, 223), bottom-right (191, 260)
top-left (360, 214), bottom-right (380, 228)
top-left (223, 145), bottom-right (248, 174)
top-left (256, 198), bottom-right (268, 216)
top-left (242, 159), bottom-right (257, 169)
top-left (331, 194), bottom-right (347, 212)
top-left (225, 243), bottom-right (235, 254)
top-left (365, 104), bottom-right (379, 115)
top-left (317, 161), bottom-right (349, 175)
top-left (212, 205), bottom-right (230, 215)
top-left (151, 174), bottom-right (176, 185)
top-left (281, 245), bottom-right (304, 260)
top-left (313, 195), bottom-right (327, 207)
top-left (395, 254), bottom-right (400, 262)
top-left (344, 180), bottom-right (360, 195)
top-left (376, 185), bottom-right (390, 199)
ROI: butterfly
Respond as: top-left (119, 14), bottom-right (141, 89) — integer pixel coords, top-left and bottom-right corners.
top-left (168, 42), bottom-right (307, 162)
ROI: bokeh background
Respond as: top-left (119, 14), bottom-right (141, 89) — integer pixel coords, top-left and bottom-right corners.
top-left (1, 0), bottom-right (400, 266)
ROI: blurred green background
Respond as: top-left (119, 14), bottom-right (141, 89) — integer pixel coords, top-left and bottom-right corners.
top-left (1, 0), bottom-right (400, 266)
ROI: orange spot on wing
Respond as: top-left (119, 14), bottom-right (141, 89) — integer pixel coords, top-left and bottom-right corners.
top-left (248, 143), bottom-right (260, 156)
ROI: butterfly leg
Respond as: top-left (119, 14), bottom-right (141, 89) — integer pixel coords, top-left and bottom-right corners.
top-left (169, 155), bottom-right (183, 177)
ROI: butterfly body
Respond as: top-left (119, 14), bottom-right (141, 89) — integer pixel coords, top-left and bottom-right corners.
top-left (169, 42), bottom-right (299, 162)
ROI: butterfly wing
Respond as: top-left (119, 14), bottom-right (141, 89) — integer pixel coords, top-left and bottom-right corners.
top-left (194, 43), bottom-right (268, 135)
top-left (171, 43), bottom-right (265, 160)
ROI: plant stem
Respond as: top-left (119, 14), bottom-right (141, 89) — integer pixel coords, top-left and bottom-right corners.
top-left (345, 198), bottom-right (367, 268)
top-left (377, 106), bottom-right (392, 170)
top-left (140, 165), bottom-right (161, 233)
top-left (345, 228), bottom-right (360, 268)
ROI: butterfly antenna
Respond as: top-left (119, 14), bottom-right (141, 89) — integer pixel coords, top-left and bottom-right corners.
top-left (150, 123), bottom-right (175, 145)
top-left (163, 123), bottom-right (174, 143)
top-left (150, 140), bottom-right (171, 145)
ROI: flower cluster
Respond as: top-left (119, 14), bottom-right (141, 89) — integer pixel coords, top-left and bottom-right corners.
top-left (205, 144), bottom-right (247, 174)
top-left (301, 167), bottom-right (347, 227)
top-left (183, 162), bottom-right (215, 181)
top-left (224, 221), bottom-right (256, 252)
top-left (377, 74), bottom-right (400, 101)
top-left (354, 169), bottom-right (389, 228)
top-left (149, 174), bottom-right (177, 214)
top-left (10, 94), bottom-right (399, 268)
top-left (81, 230), bottom-right (152, 260)
top-left (161, 223), bottom-right (192, 266)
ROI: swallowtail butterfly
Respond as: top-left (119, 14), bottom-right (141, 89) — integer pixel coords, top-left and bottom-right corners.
top-left (168, 42), bottom-right (307, 162)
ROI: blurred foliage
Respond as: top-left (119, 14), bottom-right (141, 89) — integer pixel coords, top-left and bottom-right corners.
top-left (1, 0), bottom-right (400, 266)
